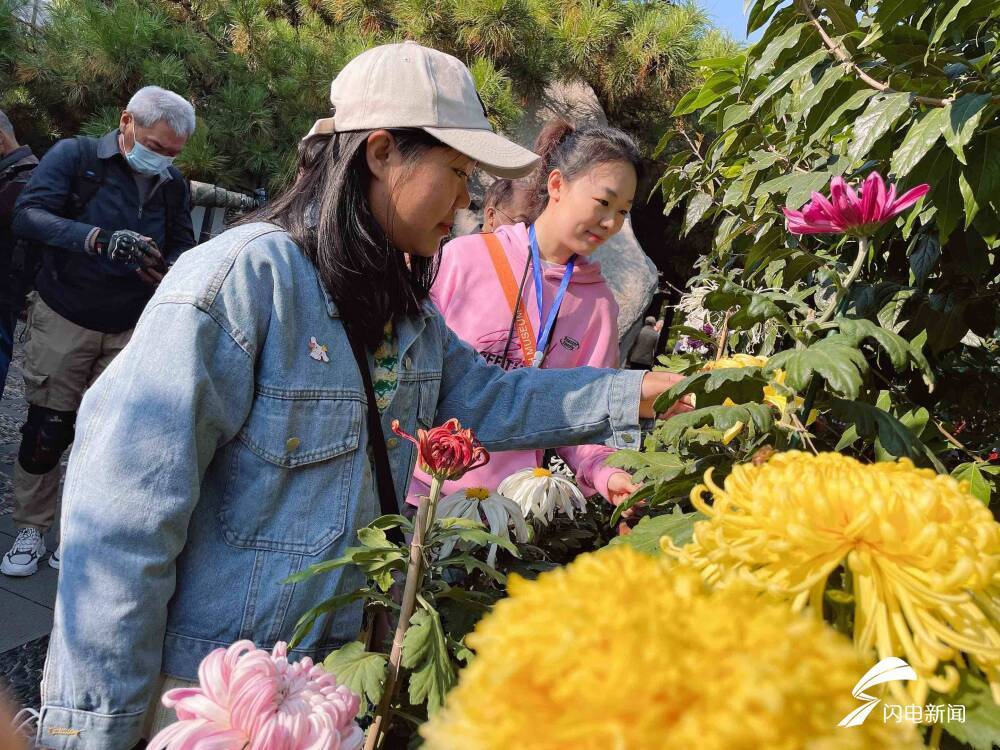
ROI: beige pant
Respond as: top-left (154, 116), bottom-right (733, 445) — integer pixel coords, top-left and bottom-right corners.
top-left (12, 293), bottom-right (133, 532)
top-left (142, 674), bottom-right (198, 740)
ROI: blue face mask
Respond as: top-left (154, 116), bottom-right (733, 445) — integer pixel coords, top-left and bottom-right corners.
top-left (124, 123), bottom-right (174, 176)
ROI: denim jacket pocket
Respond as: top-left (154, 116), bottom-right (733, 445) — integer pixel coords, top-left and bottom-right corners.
top-left (218, 385), bottom-right (364, 555)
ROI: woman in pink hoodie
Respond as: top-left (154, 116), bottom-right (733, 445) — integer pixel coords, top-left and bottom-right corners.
top-left (406, 120), bottom-right (643, 508)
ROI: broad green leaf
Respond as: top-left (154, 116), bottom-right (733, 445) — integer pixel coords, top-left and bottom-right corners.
top-left (428, 517), bottom-right (519, 556)
top-left (833, 318), bottom-right (910, 371)
top-left (952, 462), bottom-right (993, 504)
top-left (609, 511), bottom-right (707, 555)
top-left (606, 449), bottom-right (686, 484)
top-left (815, 0), bottom-right (858, 33)
top-left (907, 234), bottom-right (940, 286)
top-left (830, 398), bottom-right (936, 465)
top-left (683, 191), bottom-right (713, 235)
top-left (889, 106), bottom-right (949, 179)
top-left (756, 171), bottom-right (832, 208)
top-left (943, 94), bottom-right (991, 164)
top-left (936, 671), bottom-right (1000, 750)
top-left (749, 22), bottom-right (806, 79)
top-left (652, 129), bottom-right (674, 159)
top-left (847, 92), bottom-right (913, 165)
top-left (657, 403), bottom-right (775, 448)
top-left (402, 607), bottom-right (456, 714)
top-left (673, 71), bottom-right (738, 116)
top-left (765, 338), bottom-right (868, 398)
top-left (811, 88), bottom-right (875, 144)
top-left (794, 64), bottom-right (847, 123)
top-left (654, 367), bottom-right (769, 413)
top-left (746, 0), bottom-right (784, 33)
top-left (910, 146), bottom-right (963, 242)
top-left (929, 0), bottom-right (974, 47)
top-left (750, 49), bottom-right (827, 115)
top-left (723, 103), bottom-right (752, 130)
top-left (322, 642), bottom-right (387, 715)
top-left (691, 54), bottom-right (746, 71)
top-left (958, 133), bottom-right (1000, 229)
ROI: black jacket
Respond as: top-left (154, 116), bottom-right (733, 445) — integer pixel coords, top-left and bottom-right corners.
top-left (12, 130), bottom-right (195, 332)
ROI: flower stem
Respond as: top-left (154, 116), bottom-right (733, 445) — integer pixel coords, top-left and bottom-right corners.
top-left (364, 475), bottom-right (444, 750)
top-left (816, 237), bottom-right (868, 325)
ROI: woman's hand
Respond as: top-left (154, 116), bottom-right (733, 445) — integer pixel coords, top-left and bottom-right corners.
top-left (639, 371), bottom-right (695, 419)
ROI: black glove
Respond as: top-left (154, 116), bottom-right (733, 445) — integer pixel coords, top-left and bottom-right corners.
top-left (93, 229), bottom-right (163, 269)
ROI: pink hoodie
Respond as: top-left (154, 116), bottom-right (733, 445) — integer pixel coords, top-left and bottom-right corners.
top-left (406, 222), bottom-right (622, 505)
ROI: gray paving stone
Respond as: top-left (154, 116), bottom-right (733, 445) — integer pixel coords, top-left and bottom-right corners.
top-left (0, 588), bottom-right (53, 652)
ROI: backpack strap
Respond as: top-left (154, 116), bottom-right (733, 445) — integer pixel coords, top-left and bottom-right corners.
top-left (67, 136), bottom-right (105, 219)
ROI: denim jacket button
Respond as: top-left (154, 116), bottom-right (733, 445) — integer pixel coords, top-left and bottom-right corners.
top-left (387, 437), bottom-right (400, 449)
top-left (285, 437), bottom-right (301, 452)
top-left (622, 433), bottom-right (635, 444)
top-left (404, 356), bottom-right (413, 369)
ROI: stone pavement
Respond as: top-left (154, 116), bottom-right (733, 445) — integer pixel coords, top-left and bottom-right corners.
top-left (0, 321), bottom-right (64, 654)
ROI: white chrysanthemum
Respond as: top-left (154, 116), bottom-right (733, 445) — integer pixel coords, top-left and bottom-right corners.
top-left (498, 468), bottom-right (587, 525)
top-left (436, 487), bottom-right (529, 566)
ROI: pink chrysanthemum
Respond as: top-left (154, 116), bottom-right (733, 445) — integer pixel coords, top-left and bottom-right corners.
top-left (148, 641), bottom-right (363, 750)
top-left (783, 172), bottom-right (929, 236)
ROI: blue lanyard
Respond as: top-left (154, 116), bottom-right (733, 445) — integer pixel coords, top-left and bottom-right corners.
top-left (528, 224), bottom-right (575, 368)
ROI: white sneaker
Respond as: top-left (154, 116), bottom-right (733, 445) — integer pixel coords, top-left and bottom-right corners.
top-left (1, 527), bottom-right (46, 577)
top-left (48, 544), bottom-right (61, 570)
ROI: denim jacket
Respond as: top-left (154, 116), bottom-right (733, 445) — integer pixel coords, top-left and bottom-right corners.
top-left (37, 223), bottom-right (644, 749)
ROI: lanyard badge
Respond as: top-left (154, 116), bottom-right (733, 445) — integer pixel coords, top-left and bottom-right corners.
top-left (528, 225), bottom-right (576, 368)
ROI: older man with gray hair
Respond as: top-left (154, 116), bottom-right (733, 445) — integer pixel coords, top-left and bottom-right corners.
top-left (2, 86), bottom-right (196, 577)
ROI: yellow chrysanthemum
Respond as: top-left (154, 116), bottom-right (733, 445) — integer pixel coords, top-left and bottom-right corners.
top-left (665, 451), bottom-right (1000, 707)
top-left (421, 546), bottom-right (921, 750)
top-left (701, 353), bottom-right (769, 370)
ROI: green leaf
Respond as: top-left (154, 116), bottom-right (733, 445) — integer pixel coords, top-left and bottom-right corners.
top-left (908, 234), bottom-right (940, 286)
top-left (608, 511), bottom-right (707, 555)
top-left (833, 317), bottom-right (913, 372)
top-left (683, 191), bottom-right (714, 235)
top-left (943, 94), bottom-right (991, 164)
top-left (848, 93), bottom-right (913, 165)
top-left (435, 552), bottom-right (507, 584)
top-left (910, 146), bottom-right (963, 242)
top-left (750, 49), bottom-right (827, 115)
top-left (749, 22), bottom-right (806, 79)
top-left (756, 171), bottom-right (832, 208)
top-left (654, 367), bottom-right (769, 413)
top-left (952, 462), bottom-right (994, 504)
top-left (657, 403), bottom-right (775, 448)
top-left (815, 0), bottom-right (858, 33)
top-left (936, 671), bottom-right (1000, 750)
top-left (794, 64), bottom-right (848, 123)
top-left (289, 589), bottom-right (385, 648)
top-left (402, 607), bottom-right (456, 714)
top-left (958, 133), bottom-right (1000, 229)
top-left (322, 642), bottom-right (387, 715)
top-left (830, 398), bottom-right (940, 467)
top-left (672, 71), bottom-right (738, 116)
top-left (746, 0), bottom-right (784, 33)
top-left (765, 338), bottom-right (869, 399)
top-left (929, 0), bottom-right (974, 47)
top-left (606, 449), bottom-right (686, 484)
top-left (428, 517), bottom-right (519, 556)
top-left (890, 106), bottom-right (949, 179)
top-left (811, 88), bottom-right (876, 144)
top-left (723, 103), bottom-right (752, 130)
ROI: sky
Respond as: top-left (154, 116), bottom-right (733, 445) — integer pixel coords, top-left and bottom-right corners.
top-left (698, 0), bottom-right (765, 44)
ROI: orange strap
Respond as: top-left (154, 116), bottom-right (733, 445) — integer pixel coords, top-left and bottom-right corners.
top-left (483, 232), bottom-right (536, 365)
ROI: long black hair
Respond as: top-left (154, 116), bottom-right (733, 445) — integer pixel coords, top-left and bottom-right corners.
top-left (249, 128), bottom-right (444, 347)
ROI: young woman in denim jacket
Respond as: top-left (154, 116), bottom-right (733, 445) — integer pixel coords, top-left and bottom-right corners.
top-left (35, 42), bottom-right (685, 749)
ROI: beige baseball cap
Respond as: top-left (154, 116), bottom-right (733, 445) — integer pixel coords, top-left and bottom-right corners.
top-left (306, 41), bottom-right (540, 179)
